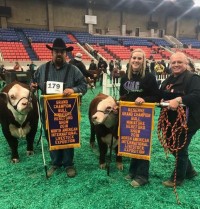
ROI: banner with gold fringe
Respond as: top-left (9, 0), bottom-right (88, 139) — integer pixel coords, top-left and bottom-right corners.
top-left (43, 94), bottom-right (81, 151)
top-left (118, 101), bottom-right (155, 160)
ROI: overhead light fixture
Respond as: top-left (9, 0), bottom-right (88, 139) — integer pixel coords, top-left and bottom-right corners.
top-left (193, 0), bottom-right (200, 7)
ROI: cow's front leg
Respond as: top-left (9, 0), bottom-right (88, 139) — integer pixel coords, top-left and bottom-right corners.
top-left (97, 136), bottom-right (108, 169)
top-left (26, 134), bottom-right (35, 156)
top-left (7, 138), bottom-right (19, 163)
top-left (2, 125), bottom-right (19, 162)
top-left (90, 122), bottom-right (96, 148)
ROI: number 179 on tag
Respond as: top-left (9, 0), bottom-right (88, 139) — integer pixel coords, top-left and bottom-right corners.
top-left (46, 81), bottom-right (64, 94)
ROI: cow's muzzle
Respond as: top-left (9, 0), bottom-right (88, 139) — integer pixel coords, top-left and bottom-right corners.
top-left (9, 92), bottom-right (32, 115)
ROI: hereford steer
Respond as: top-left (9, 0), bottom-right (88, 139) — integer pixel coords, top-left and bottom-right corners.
top-left (0, 81), bottom-right (38, 163)
top-left (89, 93), bottom-right (123, 170)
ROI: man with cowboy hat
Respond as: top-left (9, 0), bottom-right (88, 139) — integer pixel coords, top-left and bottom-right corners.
top-left (30, 38), bottom-right (87, 178)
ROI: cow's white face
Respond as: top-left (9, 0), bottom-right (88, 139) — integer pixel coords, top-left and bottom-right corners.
top-left (92, 96), bottom-right (118, 127)
top-left (7, 84), bottom-right (32, 117)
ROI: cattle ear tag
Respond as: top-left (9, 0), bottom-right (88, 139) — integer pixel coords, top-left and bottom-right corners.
top-left (46, 81), bottom-right (63, 94)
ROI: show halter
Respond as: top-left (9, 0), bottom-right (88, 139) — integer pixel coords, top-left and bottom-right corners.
top-left (8, 91), bottom-right (32, 115)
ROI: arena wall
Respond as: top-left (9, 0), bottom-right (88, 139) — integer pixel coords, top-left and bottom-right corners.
top-left (0, 0), bottom-right (198, 38)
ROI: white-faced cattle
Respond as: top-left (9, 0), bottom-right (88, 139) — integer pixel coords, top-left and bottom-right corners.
top-left (0, 81), bottom-right (38, 163)
top-left (89, 93), bottom-right (123, 170)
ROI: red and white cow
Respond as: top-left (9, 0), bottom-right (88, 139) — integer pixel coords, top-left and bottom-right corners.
top-left (89, 93), bottom-right (123, 170)
top-left (0, 81), bottom-right (38, 163)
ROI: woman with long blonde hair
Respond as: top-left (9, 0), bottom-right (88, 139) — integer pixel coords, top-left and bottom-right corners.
top-left (120, 48), bottom-right (160, 187)
top-left (127, 48), bottom-right (146, 80)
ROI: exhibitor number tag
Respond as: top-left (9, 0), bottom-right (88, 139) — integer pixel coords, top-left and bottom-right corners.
top-left (46, 81), bottom-right (63, 94)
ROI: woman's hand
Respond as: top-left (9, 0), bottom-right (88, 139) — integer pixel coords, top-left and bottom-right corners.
top-left (135, 97), bottom-right (145, 105)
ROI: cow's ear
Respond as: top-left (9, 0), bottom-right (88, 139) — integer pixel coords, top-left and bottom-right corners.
top-left (0, 92), bottom-right (8, 103)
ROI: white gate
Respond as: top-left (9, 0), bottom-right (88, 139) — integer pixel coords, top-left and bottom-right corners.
top-left (102, 73), bottom-right (121, 99)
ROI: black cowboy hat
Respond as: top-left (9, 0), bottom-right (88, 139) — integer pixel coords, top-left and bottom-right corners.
top-left (46, 38), bottom-right (73, 52)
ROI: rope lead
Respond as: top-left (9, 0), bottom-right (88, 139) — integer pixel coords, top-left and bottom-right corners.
top-left (157, 106), bottom-right (188, 204)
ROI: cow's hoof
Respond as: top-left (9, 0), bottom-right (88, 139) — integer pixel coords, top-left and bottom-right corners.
top-left (116, 162), bottom-right (123, 170)
top-left (11, 158), bottom-right (19, 163)
top-left (27, 151), bottom-right (34, 156)
top-left (100, 163), bottom-right (106, 169)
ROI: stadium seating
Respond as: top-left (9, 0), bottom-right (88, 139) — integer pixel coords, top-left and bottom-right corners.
top-left (117, 37), bottom-right (153, 47)
top-left (104, 45), bottom-right (131, 60)
top-left (0, 28), bottom-right (176, 61)
top-left (129, 46), bottom-right (166, 60)
top-left (71, 31), bottom-right (119, 45)
top-left (182, 48), bottom-right (200, 59)
top-left (171, 47), bottom-right (200, 59)
top-left (0, 41), bottom-right (30, 61)
top-left (0, 28), bottom-right (19, 42)
top-left (179, 38), bottom-right (200, 48)
top-left (23, 28), bottom-right (73, 43)
top-left (150, 38), bottom-right (172, 47)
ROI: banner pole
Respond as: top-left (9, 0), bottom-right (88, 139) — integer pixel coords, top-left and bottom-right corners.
top-left (40, 93), bottom-right (82, 98)
top-left (35, 90), bottom-right (48, 179)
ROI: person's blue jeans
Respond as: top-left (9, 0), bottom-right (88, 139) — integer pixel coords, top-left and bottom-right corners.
top-left (50, 149), bottom-right (74, 168)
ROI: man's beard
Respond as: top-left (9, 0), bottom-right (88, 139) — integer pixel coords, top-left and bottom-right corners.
top-left (55, 56), bottom-right (64, 66)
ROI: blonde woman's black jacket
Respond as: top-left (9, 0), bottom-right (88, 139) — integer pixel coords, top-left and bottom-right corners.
top-left (120, 72), bottom-right (161, 103)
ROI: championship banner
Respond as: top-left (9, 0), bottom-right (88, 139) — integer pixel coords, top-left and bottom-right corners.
top-left (118, 101), bottom-right (155, 160)
top-left (43, 94), bottom-right (80, 151)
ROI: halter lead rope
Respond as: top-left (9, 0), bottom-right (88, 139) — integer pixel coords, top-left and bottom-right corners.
top-left (157, 106), bottom-right (188, 204)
